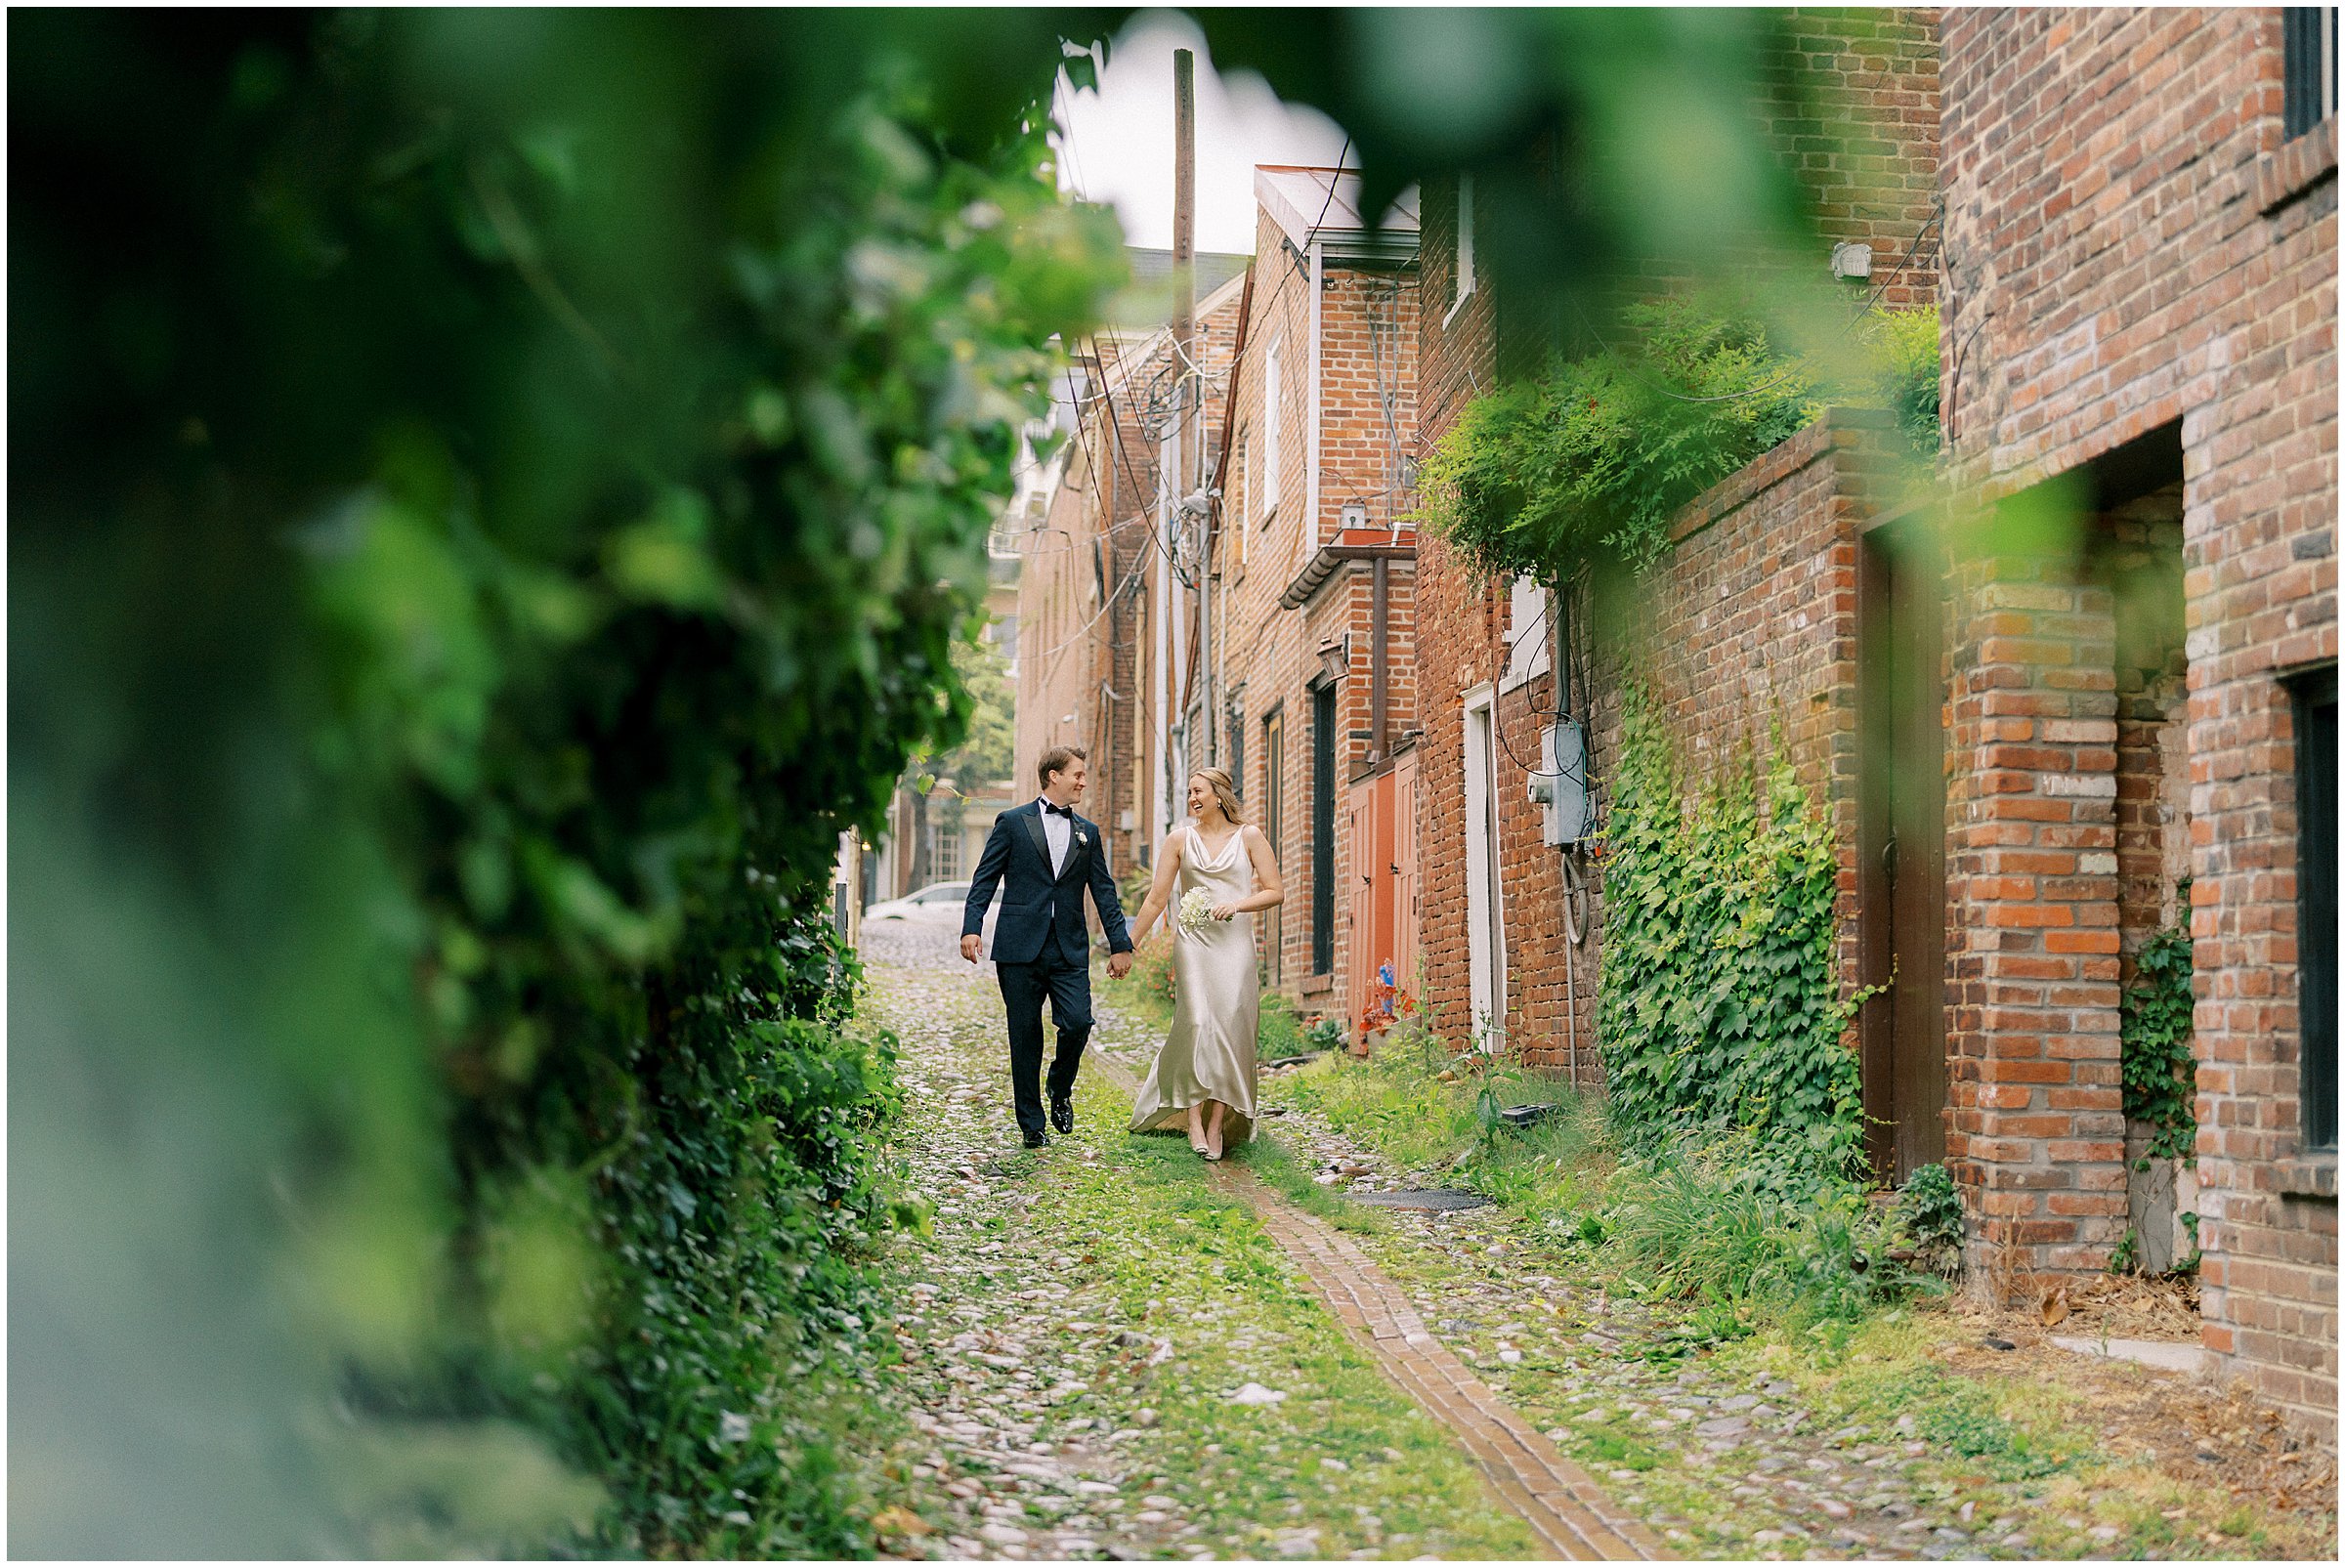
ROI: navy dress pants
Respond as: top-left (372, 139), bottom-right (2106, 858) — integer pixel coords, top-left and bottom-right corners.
top-left (995, 948), bottom-right (1092, 1136)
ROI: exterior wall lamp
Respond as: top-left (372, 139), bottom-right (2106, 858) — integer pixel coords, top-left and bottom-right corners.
top-left (1316, 633), bottom-right (1350, 685)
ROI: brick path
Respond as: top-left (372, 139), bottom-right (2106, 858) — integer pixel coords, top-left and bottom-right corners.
top-left (1085, 1047), bottom-right (1669, 1562)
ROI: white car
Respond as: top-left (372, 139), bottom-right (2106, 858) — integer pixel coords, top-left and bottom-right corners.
top-left (866, 879), bottom-right (1000, 929)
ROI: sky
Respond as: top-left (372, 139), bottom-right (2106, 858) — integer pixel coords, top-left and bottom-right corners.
top-left (1053, 10), bottom-right (1350, 255)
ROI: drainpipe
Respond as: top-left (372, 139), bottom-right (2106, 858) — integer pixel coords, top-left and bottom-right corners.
top-left (1306, 236), bottom-right (1325, 551)
top-left (1370, 555), bottom-right (1390, 763)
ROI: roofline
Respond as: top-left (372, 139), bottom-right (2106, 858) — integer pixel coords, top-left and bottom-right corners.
top-left (1255, 164), bottom-right (1421, 262)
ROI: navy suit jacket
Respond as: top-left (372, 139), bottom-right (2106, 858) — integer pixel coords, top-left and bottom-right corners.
top-left (964, 799), bottom-right (1132, 965)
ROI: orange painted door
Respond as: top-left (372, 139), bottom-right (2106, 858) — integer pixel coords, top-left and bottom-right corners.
top-left (1345, 782), bottom-right (1375, 1036)
top-left (1392, 750), bottom-right (1420, 999)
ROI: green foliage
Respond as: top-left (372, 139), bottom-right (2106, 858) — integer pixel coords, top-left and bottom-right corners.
top-left (1258, 992), bottom-right (1308, 1059)
top-left (1862, 304), bottom-right (1942, 452)
top-left (12, 9), bottom-right (1118, 1555)
top-left (1819, 1367), bottom-right (2081, 1482)
top-left (1415, 299), bottom-right (1943, 579)
top-left (1600, 1130), bottom-right (1911, 1327)
top-left (1414, 298), bottom-right (1820, 573)
top-left (2120, 898), bottom-right (2198, 1164)
top-left (1128, 932), bottom-right (1178, 1016)
top-left (1303, 1013), bottom-right (1349, 1055)
top-left (917, 631), bottom-right (1016, 801)
top-left (1896, 1162), bottom-right (1965, 1275)
top-left (1597, 690), bottom-right (1870, 1180)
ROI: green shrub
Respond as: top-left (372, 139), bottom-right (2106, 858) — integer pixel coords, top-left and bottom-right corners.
top-left (1862, 304), bottom-right (1941, 452)
top-left (1258, 992), bottom-right (1307, 1059)
top-left (10, 10), bottom-right (1119, 1555)
top-left (1414, 297), bottom-right (1820, 573)
top-left (1599, 1129), bottom-right (1906, 1327)
top-left (1302, 1013), bottom-right (1349, 1054)
top-left (1896, 1162), bottom-right (1965, 1274)
top-left (1415, 299), bottom-right (1943, 581)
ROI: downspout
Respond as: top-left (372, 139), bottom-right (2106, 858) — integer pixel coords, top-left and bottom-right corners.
top-left (1370, 556), bottom-right (1389, 763)
top-left (1306, 235), bottom-right (1325, 551)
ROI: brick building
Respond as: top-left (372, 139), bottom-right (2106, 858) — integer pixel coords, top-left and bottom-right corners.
top-left (1937, 5), bottom-right (2336, 1431)
top-left (1011, 250), bottom-right (1249, 875)
top-left (1409, 5), bottom-right (2337, 1435)
top-left (1206, 167), bottom-right (1422, 1025)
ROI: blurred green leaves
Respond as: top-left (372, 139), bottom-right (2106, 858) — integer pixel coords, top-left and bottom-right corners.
top-left (12, 7), bottom-right (1115, 1554)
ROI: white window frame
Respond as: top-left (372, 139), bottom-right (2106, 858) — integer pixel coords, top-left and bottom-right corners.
top-left (1462, 682), bottom-right (1507, 1044)
top-left (1260, 338), bottom-right (1283, 521)
top-left (1444, 173), bottom-right (1476, 327)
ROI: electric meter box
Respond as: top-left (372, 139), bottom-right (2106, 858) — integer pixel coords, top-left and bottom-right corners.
top-left (1525, 719), bottom-right (1597, 845)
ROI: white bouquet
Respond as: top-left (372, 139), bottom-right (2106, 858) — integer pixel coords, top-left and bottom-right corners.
top-left (1176, 887), bottom-right (1216, 935)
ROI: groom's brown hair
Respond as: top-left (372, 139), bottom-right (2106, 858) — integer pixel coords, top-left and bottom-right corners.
top-left (1037, 743), bottom-right (1087, 787)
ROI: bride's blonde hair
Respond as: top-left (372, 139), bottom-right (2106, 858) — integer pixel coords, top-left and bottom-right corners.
top-left (1191, 767), bottom-right (1245, 826)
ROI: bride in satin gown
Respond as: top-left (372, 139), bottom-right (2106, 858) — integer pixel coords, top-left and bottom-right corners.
top-left (1125, 768), bottom-right (1286, 1160)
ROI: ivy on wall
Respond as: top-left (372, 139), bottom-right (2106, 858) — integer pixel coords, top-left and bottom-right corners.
top-left (2120, 895), bottom-right (2198, 1164)
top-left (1597, 691), bottom-right (1869, 1179)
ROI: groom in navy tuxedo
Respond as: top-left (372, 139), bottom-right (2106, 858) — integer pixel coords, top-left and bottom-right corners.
top-left (962, 744), bottom-right (1134, 1147)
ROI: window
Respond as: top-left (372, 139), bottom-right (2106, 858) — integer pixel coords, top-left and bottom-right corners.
top-left (1445, 173), bottom-right (1476, 325)
top-left (931, 829), bottom-right (961, 881)
top-left (2292, 665), bottom-right (2336, 1150)
top-left (1261, 341), bottom-right (1282, 519)
top-left (1311, 681), bottom-right (1337, 975)
top-left (2284, 8), bottom-right (2339, 139)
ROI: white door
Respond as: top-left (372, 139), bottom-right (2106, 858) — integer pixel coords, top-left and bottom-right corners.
top-left (1463, 686), bottom-right (1506, 1044)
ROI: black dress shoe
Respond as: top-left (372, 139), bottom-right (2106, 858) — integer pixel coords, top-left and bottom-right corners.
top-left (1050, 1094), bottom-right (1075, 1134)
top-left (1022, 1129), bottom-right (1049, 1150)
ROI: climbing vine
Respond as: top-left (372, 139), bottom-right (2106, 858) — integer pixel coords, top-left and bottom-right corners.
top-left (2120, 892), bottom-right (2198, 1163)
top-left (1597, 691), bottom-right (1869, 1180)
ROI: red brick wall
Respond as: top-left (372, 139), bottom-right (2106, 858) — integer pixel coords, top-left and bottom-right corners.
top-left (1758, 7), bottom-right (1943, 309)
top-left (1940, 6), bottom-right (2336, 1426)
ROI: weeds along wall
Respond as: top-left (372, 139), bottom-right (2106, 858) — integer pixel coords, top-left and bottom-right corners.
top-left (9, 12), bottom-right (1120, 1556)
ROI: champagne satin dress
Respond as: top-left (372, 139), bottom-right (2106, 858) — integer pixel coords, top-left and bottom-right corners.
top-left (1130, 825), bottom-right (1260, 1145)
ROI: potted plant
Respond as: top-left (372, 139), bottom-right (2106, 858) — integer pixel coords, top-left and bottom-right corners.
top-left (1354, 961), bottom-right (1417, 1055)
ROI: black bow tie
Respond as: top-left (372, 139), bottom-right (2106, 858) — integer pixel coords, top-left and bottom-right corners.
top-left (1043, 802), bottom-right (1074, 819)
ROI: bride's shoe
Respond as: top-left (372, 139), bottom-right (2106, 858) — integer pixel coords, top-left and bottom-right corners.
top-left (1204, 1124), bottom-right (1224, 1162)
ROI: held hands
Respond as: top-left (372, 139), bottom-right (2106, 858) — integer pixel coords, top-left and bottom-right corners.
top-left (960, 933), bottom-right (982, 964)
top-left (1107, 951), bottom-right (1134, 980)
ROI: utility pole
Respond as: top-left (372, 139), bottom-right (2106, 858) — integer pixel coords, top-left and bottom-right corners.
top-left (1172, 45), bottom-right (1214, 775)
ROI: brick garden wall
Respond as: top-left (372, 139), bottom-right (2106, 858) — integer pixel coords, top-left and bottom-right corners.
top-left (1940, 6), bottom-right (2336, 1426)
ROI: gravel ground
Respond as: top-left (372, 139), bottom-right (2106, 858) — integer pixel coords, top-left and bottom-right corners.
top-left (849, 925), bottom-right (2334, 1562)
top-left (853, 924), bottom-right (1538, 1562)
top-left (1245, 1062), bottom-right (2338, 1562)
